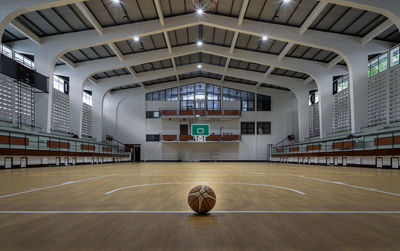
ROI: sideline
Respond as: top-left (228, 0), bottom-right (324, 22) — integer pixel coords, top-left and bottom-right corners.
top-left (289, 174), bottom-right (400, 197)
top-left (0, 174), bottom-right (118, 199)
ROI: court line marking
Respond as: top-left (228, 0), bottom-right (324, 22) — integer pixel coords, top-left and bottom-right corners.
top-left (111, 170), bottom-right (265, 175)
top-left (289, 174), bottom-right (400, 197)
top-left (0, 174), bottom-right (118, 199)
top-left (0, 210), bottom-right (400, 214)
top-left (104, 182), bottom-right (306, 195)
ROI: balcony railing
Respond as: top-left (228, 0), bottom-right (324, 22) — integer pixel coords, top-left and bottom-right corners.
top-left (271, 129), bottom-right (400, 156)
top-left (0, 128), bottom-right (128, 155)
top-left (160, 133), bottom-right (241, 142)
top-left (160, 110), bottom-right (241, 118)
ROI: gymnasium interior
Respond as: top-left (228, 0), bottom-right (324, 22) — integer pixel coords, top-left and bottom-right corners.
top-left (1, 0), bottom-right (400, 249)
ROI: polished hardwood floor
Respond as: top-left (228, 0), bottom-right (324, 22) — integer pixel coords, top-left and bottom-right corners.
top-left (0, 162), bottom-right (400, 250)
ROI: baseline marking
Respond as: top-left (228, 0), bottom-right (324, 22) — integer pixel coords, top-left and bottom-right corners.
top-left (104, 182), bottom-right (305, 195)
top-left (290, 174), bottom-right (400, 197)
top-left (0, 174), bottom-right (118, 199)
top-left (111, 170), bottom-right (265, 175)
top-left (0, 210), bottom-right (400, 214)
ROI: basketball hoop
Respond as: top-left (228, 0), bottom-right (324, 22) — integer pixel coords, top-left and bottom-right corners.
top-left (195, 136), bottom-right (206, 142)
top-left (192, 124), bottom-right (210, 142)
top-left (193, 0), bottom-right (218, 12)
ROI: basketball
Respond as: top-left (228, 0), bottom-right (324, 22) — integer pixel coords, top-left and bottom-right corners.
top-left (187, 185), bottom-right (216, 214)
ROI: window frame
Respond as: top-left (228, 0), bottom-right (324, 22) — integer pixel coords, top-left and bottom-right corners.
top-left (146, 111), bottom-right (160, 119)
top-left (241, 122), bottom-right (255, 135)
top-left (146, 87), bottom-right (178, 101)
top-left (256, 94), bottom-right (271, 111)
top-left (257, 122), bottom-right (271, 135)
top-left (146, 134), bottom-right (160, 142)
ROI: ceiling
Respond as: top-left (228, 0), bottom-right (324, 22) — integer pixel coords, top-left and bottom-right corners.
top-left (2, 0), bottom-right (399, 90)
top-left (109, 70), bottom-right (291, 92)
top-left (5, 0), bottom-right (399, 42)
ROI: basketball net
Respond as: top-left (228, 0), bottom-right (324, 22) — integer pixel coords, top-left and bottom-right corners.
top-left (193, 0), bottom-right (218, 11)
top-left (195, 135), bottom-right (206, 142)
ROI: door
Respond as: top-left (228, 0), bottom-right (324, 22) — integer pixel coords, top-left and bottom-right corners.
top-left (5, 157), bottom-right (12, 169)
top-left (391, 158), bottom-right (399, 169)
top-left (376, 157), bottom-right (383, 168)
top-left (134, 147), bottom-right (141, 162)
top-left (180, 124), bottom-right (189, 135)
top-left (20, 157), bottom-right (27, 168)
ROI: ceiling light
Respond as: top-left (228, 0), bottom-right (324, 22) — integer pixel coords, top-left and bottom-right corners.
top-left (282, 0), bottom-right (291, 3)
top-left (112, 0), bottom-right (120, 3)
top-left (133, 36), bottom-right (140, 42)
top-left (262, 35), bottom-right (269, 41)
top-left (197, 9), bottom-right (204, 15)
top-left (197, 64), bottom-right (202, 69)
top-left (197, 41), bottom-right (203, 46)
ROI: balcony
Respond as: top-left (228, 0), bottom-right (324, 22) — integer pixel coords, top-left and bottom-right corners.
top-left (271, 129), bottom-right (400, 158)
top-left (160, 133), bottom-right (241, 143)
top-left (160, 110), bottom-right (241, 119)
top-left (0, 127), bottom-right (129, 157)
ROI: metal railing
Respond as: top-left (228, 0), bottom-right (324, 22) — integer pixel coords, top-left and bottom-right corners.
top-left (159, 109), bottom-right (241, 117)
top-left (272, 129), bottom-right (400, 155)
top-left (159, 133), bottom-right (241, 142)
top-left (0, 128), bottom-right (127, 155)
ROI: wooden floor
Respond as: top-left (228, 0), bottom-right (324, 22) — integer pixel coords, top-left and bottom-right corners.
top-left (1, 162), bottom-right (400, 250)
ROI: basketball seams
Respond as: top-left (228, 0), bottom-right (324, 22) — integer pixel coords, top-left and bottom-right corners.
top-left (188, 185), bottom-right (216, 214)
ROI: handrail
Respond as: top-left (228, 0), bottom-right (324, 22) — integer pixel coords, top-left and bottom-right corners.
top-left (0, 128), bottom-right (128, 154)
top-left (276, 129), bottom-right (400, 147)
top-left (271, 128), bottom-right (400, 155)
top-left (159, 109), bottom-right (241, 117)
top-left (0, 128), bottom-right (118, 147)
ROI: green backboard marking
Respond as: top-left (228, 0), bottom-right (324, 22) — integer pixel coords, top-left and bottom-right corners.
top-left (192, 124), bottom-right (210, 136)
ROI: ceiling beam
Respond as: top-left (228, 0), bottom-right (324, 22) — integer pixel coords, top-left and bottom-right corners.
top-left (224, 58), bottom-right (231, 72)
top-left (222, 32), bottom-right (239, 83)
top-left (299, 2), bottom-right (328, 35)
top-left (126, 67), bottom-right (145, 88)
top-left (361, 19), bottom-right (394, 45)
top-left (256, 67), bottom-right (275, 87)
top-left (10, 20), bottom-right (41, 45)
top-left (12, 13), bottom-right (390, 74)
top-left (278, 42), bottom-right (294, 61)
top-left (95, 63), bottom-right (308, 96)
top-left (126, 67), bottom-right (137, 78)
top-left (154, 0), bottom-right (165, 26)
top-left (89, 77), bottom-right (98, 84)
top-left (162, 31), bottom-right (179, 80)
top-left (269, 41), bottom-right (296, 81)
top-left (75, 2), bottom-right (103, 35)
top-left (164, 31), bottom-right (172, 54)
top-left (275, 2), bottom-right (327, 68)
top-left (59, 55), bottom-right (76, 68)
top-left (230, 31), bottom-right (239, 54)
top-left (108, 43), bottom-right (124, 61)
top-left (264, 67), bottom-right (275, 78)
top-left (327, 55), bottom-right (343, 69)
top-left (318, 0), bottom-right (400, 31)
top-left (54, 43), bottom-right (347, 91)
top-left (304, 76), bottom-right (314, 84)
top-left (238, 0), bottom-right (250, 26)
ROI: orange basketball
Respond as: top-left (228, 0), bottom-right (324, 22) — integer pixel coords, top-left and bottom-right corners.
top-left (188, 185), bottom-right (216, 214)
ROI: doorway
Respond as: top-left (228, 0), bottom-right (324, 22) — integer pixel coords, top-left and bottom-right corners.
top-left (134, 147), bottom-right (141, 162)
top-left (180, 124), bottom-right (189, 135)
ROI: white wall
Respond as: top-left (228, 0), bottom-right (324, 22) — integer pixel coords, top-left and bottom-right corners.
top-left (102, 81), bottom-right (299, 161)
